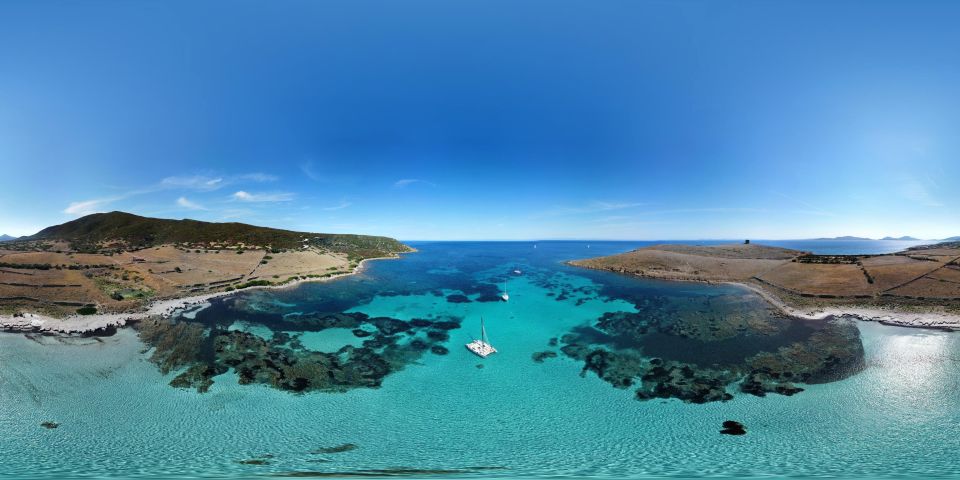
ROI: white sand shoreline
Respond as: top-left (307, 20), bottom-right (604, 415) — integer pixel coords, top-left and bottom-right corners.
top-left (734, 281), bottom-right (960, 331)
top-left (0, 255), bottom-right (403, 334)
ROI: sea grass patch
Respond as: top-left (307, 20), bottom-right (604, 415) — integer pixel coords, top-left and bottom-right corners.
top-left (542, 293), bottom-right (865, 403)
top-left (136, 310), bottom-right (460, 393)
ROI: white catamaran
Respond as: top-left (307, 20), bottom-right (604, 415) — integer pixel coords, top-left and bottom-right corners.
top-left (466, 317), bottom-right (497, 358)
top-left (501, 280), bottom-right (509, 301)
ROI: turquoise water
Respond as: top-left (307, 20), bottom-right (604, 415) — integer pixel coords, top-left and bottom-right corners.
top-left (1, 241), bottom-right (959, 479)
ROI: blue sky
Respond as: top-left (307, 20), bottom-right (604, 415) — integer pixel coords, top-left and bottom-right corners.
top-left (1, 0), bottom-right (958, 240)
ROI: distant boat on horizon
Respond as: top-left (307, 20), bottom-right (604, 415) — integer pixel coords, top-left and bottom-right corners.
top-left (465, 317), bottom-right (497, 358)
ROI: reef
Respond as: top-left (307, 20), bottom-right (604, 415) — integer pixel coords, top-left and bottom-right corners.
top-left (135, 311), bottom-right (460, 393)
top-left (445, 294), bottom-right (471, 303)
top-left (541, 293), bottom-right (866, 403)
top-left (720, 420), bottom-right (746, 435)
top-left (311, 443), bottom-right (358, 454)
top-left (531, 350), bottom-right (558, 363)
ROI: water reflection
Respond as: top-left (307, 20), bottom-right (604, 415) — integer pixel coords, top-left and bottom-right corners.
top-left (868, 329), bottom-right (958, 417)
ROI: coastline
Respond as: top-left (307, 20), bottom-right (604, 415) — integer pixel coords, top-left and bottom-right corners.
top-left (0, 253), bottom-right (407, 335)
top-left (733, 280), bottom-right (960, 331)
top-left (569, 261), bottom-right (960, 332)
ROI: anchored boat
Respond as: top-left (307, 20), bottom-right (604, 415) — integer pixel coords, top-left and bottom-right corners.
top-left (465, 317), bottom-right (497, 358)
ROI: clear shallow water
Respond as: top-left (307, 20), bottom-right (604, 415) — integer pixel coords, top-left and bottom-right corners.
top-left (1, 241), bottom-right (959, 479)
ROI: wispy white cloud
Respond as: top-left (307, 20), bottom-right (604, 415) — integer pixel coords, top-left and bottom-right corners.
top-left (238, 173), bottom-right (278, 183)
top-left (232, 191), bottom-right (295, 202)
top-left (176, 196), bottom-right (206, 210)
top-left (900, 179), bottom-right (943, 207)
top-left (63, 198), bottom-right (114, 216)
top-left (538, 200), bottom-right (646, 217)
top-left (62, 172), bottom-right (283, 217)
top-left (394, 178), bottom-right (436, 188)
top-left (160, 173), bottom-right (276, 192)
top-left (322, 200), bottom-right (353, 211)
top-left (161, 175), bottom-right (225, 191)
top-left (300, 161), bottom-right (322, 181)
top-left (770, 191), bottom-right (836, 217)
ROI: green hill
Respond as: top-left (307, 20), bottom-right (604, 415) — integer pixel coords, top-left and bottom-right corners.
top-left (26, 211), bottom-right (411, 256)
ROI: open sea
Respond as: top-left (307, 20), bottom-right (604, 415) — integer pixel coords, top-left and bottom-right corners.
top-left (2, 240), bottom-right (959, 479)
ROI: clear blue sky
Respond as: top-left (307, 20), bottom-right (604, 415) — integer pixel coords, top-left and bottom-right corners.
top-left (1, 0), bottom-right (958, 240)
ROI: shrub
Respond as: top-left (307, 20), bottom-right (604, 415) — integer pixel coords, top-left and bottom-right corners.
top-left (76, 306), bottom-right (97, 315)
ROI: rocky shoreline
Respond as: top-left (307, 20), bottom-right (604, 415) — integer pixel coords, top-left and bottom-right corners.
top-left (0, 255), bottom-right (401, 335)
top-left (734, 281), bottom-right (960, 331)
top-left (570, 261), bottom-right (960, 332)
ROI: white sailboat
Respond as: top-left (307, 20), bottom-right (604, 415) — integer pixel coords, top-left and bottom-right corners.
top-left (465, 317), bottom-right (497, 358)
top-left (501, 280), bottom-right (509, 301)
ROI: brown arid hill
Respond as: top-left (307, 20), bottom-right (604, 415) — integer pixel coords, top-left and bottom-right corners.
top-left (0, 212), bottom-right (412, 318)
top-left (570, 242), bottom-right (960, 324)
top-left (570, 243), bottom-right (804, 283)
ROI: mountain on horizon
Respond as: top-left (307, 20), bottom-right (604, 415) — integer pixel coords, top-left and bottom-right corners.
top-left (25, 211), bottom-right (410, 255)
top-left (881, 236), bottom-right (920, 241)
top-left (810, 236), bottom-right (874, 241)
top-left (0, 234), bottom-right (16, 242)
top-left (810, 235), bottom-right (928, 242)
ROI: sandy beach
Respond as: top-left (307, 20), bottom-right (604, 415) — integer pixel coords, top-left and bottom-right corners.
top-left (736, 281), bottom-right (960, 331)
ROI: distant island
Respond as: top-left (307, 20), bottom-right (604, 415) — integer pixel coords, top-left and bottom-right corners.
top-left (811, 236), bottom-right (875, 241)
top-left (811, 235), bottom-right (922, 241)
top-left (881, 236), bottom-right (920, 241)
top-left (570, 242), bottom-right (960, 330)
top-left (0, 212), bottom-right (412, 325)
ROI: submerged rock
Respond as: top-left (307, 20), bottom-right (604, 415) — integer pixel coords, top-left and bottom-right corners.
top-left (138, 310), bottom-right (460, 394)
top-left (311, 443), bottom-right (358, 454)
top-left (739, 372), bottom-right (804, 397)
top-left (555, 307), bottom-right (865, 403)
top-left (40, 421), bottom-right (59, 429)
top-left (531, 350), bottom-right (558, 363)
top-left (720, 420), bottom-right (746, 435)
top-left (170, 363), bottom-right (226, 393)
top-left (445, 294), bottom-right (471, 303)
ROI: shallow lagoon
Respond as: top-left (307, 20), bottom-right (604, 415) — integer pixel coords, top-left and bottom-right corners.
top-left (2, 241), bottom-right (960, 478)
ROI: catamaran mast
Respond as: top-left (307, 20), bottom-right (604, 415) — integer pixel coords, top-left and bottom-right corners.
top-left (481, 317), bottom-right (486, 343)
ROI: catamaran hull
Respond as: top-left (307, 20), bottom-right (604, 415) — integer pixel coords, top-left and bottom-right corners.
top-left (466, 340), bottom-right (497, 358)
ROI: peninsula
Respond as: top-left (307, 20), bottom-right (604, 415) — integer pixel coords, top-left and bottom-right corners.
top-left (570, 242), bottom-right (960, 330)
top-left (0, 212), bottom-right (411, 331)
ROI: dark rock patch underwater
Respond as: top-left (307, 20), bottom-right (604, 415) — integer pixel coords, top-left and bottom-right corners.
top-left (135, 310), bottom-right (461, 393)
top-left (539, 292), bottom-right (866, 403)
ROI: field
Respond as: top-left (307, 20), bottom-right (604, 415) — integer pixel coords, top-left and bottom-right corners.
top-left (0, 212), bottom-right (412, 318)
top-left (572, 244), bottom-right (800, 282)
top-left (0, 244), bottom-right (365, 317)
top-left (570, 242), bottom-right (960, 311)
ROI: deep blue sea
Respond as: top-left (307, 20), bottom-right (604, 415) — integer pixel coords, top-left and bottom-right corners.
top-left (2, 241), bottom-right (959, 479)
